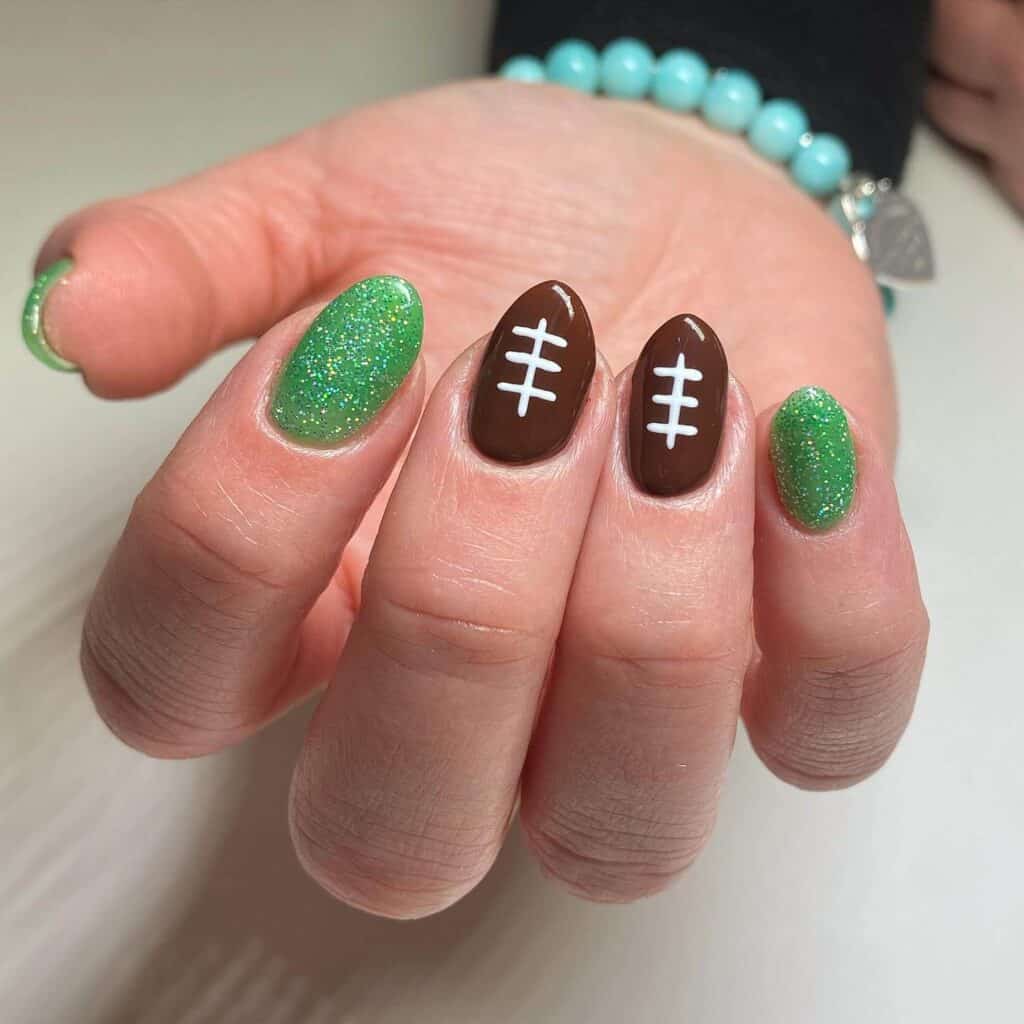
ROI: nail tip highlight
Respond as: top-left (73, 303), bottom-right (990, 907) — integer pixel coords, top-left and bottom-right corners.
top-left (21, 258), bottom-right (79, 373)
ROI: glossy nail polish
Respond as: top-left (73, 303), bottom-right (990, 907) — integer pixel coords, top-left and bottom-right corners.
top-left (22, 258), bottom-right (78, 372)
top-left (628, 314), bottom-right (728, 496)
top-left (770, 386), bottom-right (857, 530)
top-left (470, 280), bottom-right (595, 463)
top-left (270, 275), bottom-right (422, 445)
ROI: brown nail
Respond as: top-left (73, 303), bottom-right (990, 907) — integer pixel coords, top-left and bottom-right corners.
top-left (469, 281), bottom-right (596, 463)
top-left (628, 314), bottom-right (728, 496)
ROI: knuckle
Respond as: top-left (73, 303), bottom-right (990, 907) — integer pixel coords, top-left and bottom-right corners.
top-left (290, 778), bottom-right (499, 919)
top-left (137, 475), bottom-right (306, 606)
top-left (521, 800), bottom-right (710, 903)
top-left (78, 493), bottom-right (294, 756)
top-left (805, 624), bottom-right (928, 707)
top-left (365, 576), bottom-right (549, 682)
top-left (83, 198), bottom-right (217, 331)
top-left (575, 612), bottom-right (748, 693)
top-left (81, 610), bottom-right (240, 757)
top-left (754, 616), bottom-right (929, 790)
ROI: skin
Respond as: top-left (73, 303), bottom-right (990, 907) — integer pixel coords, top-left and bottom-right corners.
top-left (35, 80), bottom-right (929, 916)
top-left (927, 0), bottom-right (1024, 213)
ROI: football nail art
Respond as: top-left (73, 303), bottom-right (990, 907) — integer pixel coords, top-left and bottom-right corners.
top-left (470, 280), bottom-right (596, 463)
top-left (628, 314), bottom-right (728, 496)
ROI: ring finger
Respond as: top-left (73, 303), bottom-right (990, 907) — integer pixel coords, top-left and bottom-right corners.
top-left (519, 315), bottom-right (756, 901)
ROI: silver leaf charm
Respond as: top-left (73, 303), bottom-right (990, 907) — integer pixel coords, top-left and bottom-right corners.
top-left (861, 188), bottom-right (935, 286)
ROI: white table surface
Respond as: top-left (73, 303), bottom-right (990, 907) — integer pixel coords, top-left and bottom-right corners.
top-left (3, 3), bottom-right (1023, 1022)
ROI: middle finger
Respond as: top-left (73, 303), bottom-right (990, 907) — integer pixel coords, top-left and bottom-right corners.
top-left (290, 281), bottom-right (614, 918)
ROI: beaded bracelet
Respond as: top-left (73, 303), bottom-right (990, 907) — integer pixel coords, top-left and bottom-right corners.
top-left (499, 38), bottom-right (934, 314)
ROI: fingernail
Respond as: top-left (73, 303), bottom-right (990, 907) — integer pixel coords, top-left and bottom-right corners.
top-left (22, 258), bottom-right (78, 372)
top-left (770, 386), bottom-right (857, 530)
top-left (469, 280), bottom-right (595, 463)
top-left (270, 275), bottom-right (423, 445)
top-left (628, 314), bottom-right (728, 496)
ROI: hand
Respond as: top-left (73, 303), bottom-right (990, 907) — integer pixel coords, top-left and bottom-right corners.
top-left (35, 81), bottom-right (928, 916)
top-left (927, 0), bottom-right (1024, 212)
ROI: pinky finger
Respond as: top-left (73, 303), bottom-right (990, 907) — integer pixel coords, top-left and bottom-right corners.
top-left (744, 388), bottom-right (929, 790)
top-left (925, 77), bottom-right (996, 155)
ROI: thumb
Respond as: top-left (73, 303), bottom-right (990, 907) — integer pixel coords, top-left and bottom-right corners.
top-left (25, 115), bottom-right (368, 397)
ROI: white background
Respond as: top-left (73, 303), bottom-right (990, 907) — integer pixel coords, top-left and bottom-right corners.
top-left (2, 2), bottom-right (1022, 1021)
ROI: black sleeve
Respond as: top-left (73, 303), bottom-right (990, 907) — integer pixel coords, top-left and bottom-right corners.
top-left (490, 1), bottom-right (931, 181)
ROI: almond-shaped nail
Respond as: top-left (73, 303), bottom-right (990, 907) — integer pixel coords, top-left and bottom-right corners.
top-left (469, 280), bottom-right (595, 463)
top-left (628, 314), bottom-right (728, 496)
top-left (270, 275), bottom-right (422, 446)
top-left (770, 386), bottom-right (857, 530)
top-left (22, 258), bottom-right (78, 372)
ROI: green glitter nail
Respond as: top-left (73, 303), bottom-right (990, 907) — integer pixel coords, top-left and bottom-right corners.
top-left (270, 275), bottom-right (423, 445)
top-left (770, 386), bottom-right (857, 530)
top-left (21, 258), bottom-right (78, 372)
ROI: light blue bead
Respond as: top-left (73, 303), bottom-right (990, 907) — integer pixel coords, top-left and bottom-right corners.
top-left (791, 133), bottom-right (852, 195)
top-left (545, 39), bottom-right (600, 93)
top-left (599, 37), bottom-right (655, 99)
top-left (651, 49), bottom-right (709, 111)
top-left (499, 55), bottom-right (547, 84)
top-left (701, 69), bottom-right (762, 133)
top-left (748, 99), bottom-right (809, 162)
